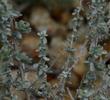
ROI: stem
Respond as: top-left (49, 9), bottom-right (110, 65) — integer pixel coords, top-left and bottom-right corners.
top-left (66, 87), bottom-right (75, 100)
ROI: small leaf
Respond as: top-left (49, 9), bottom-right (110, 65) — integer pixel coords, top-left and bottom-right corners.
top-left (12, 31), bottom-right (22, 39)
top-left (43, 56), bottom-right (50, 61)
top-left (15, 20), bottom-right (31, 33)
top-left (15, 51), bottom-right (32, 64)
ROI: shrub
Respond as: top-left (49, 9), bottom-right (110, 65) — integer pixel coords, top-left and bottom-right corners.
top-left (0, 0), bottom-right (110, 99)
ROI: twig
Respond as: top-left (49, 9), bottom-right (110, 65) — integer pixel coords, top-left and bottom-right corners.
top-left (66, 87), bottom-right (75, 100)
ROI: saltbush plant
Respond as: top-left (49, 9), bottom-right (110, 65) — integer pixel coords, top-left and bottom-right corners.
top-left (0, 0), bottom-right (110, 100)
